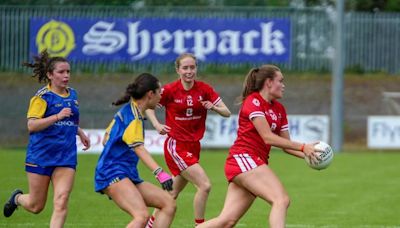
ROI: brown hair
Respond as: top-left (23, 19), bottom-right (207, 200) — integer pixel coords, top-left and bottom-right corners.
top-left (175, 53), bottom-right (197, 69)
top-left (22, 49), bottom-right (68, 84)
top-left (239, 64), bottom-right (281, 102)
top-left (112, 73), bottom-right (160, 106)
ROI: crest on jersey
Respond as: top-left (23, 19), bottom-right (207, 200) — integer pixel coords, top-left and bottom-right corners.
top-left (268, 109), bottom-right (278, 121)
top-left (252, 98), bottom-right (260, 107)
top-left (187, 95), bottom-right (193, 106)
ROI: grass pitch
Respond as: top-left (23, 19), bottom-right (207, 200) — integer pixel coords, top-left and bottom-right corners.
top-left (1, 149), bottom-right (399, 227)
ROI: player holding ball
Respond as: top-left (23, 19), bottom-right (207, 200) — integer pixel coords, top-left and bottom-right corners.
top-left (198, 65), bottom-right (321, 228)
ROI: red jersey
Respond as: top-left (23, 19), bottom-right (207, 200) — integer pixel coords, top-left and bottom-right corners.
top-left (159, 79), bottom-right (221, 142)
top-left (228, 92), bottom-right (288, 163)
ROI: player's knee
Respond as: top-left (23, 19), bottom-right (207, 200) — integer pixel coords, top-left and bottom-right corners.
top-left (166, 197), bottom-right (177, 215)
top-left (198, 180), bottom-right (212, 194)
top-left (221, 217), bottom-right (238, 228)
top-left (273, 194), bottom-right (290, 209)
top-left (53, 191), bottom-right (70, 212)
top-left (29, 202), bottom-right (45, 214)
top-left (164, 202), bottom-right (177, 217)
top-left (134, 211), bottom-right (150, 226)
top-left (171, 190), bottom-right (180, 199)
top-left (24, 197), bottom-right (46, 214)
top-left (160, 194), bottom-right (177, 216)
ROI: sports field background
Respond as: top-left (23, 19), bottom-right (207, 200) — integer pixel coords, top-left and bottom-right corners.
top-left (1, 148), bottom-right (399, 227)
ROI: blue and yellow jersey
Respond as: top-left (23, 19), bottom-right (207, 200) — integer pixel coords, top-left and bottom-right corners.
top-left (26, 85), bottom-right (79, 167)
top-left (94, 100), bottom-right (145, 192)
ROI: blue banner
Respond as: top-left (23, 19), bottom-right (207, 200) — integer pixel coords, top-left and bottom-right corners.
top-left (30, 18), bottom-right (291, 63)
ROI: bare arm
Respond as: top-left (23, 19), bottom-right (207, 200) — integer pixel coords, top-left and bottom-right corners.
top-left (134, 144), bottom-right (163, 172)
top-left (134, 144), bottom-right (173, 191)
top-left (77, 127), bottom-right (91, 151)
top-left (279, 130), bottom-right (305, 159)
top-left (27, 107), bottom-right (71, 132)
top-left (201, 100), bottom-right (231, 117)
top-left (252, 116), bottom-right (319, 161)
top-left (145, 109), bottom-right (170, 135)
top-left (102, 132), bottom-right (109, 146)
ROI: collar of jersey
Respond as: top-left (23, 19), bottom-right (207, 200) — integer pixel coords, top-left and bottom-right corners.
top-left (47, 84), bottom-right (70, 98)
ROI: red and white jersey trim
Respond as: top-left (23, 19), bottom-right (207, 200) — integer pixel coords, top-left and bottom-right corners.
top-left (233, 153), bottom-right (258, 172)
top-left (212, 97), bottom-right (222, 106)
top-left (249, 111), bottom-right (265, 120)
top-left (166, 137), bottom-right (188, 171)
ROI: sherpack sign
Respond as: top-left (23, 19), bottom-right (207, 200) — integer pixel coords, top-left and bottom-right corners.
top-left (30, 18), bottom-right (291, 63)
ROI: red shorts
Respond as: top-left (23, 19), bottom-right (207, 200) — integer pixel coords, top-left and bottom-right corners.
top-left (164, 136), bottom-right (201, 176)
top-left (225, 152), bottom-right (266, 182)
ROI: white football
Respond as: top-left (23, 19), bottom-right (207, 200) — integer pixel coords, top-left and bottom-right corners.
top-left (304, 141), bottom-right (334, 170)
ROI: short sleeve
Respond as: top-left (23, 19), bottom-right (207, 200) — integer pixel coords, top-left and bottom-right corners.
top-left (122, 118), bottom-right (144, 148)
top-left (242, 96), bottom-right (265, 121)
top-left (204, 83), bottom-right (221, 106)
top-left (27, 96), bottom-right (47, 119)
top-left (158, 86), bottom-right (171, 107)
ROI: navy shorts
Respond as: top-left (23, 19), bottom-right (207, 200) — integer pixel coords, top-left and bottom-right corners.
top-left (25, 163), bottom-right (76, 176)
top-left (95, 174), bottom-right (144, 194)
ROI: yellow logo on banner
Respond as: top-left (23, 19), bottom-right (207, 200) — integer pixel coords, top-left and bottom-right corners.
top-left (36, 20), bottom-right (75, 57)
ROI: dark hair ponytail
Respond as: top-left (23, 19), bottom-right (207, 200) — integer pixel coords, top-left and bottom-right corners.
top-left (22, 49), bottom-right (68, 84)
top-left (113, 73), bottom-right (160, 106)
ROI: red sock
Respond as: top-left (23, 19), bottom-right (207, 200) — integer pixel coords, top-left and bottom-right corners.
top-left (146, 215), bottom-right (155, 228)
top-left (195, 218), bottom-right (205, 226)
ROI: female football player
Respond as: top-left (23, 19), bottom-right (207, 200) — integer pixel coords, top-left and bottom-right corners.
top-left (197, 65), bottom-right (321, 228)
top-left (3, 50), bottom-right (90, 227)
top-left (94, 73), bottom-right (176, 228)
top-left (145, 53), bottom-right (231, 226)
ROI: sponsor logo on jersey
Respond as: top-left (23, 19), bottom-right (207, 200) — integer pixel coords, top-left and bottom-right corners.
top-left (252, 98), bottom-right (260, 106)
top-left (54, 120), bottom-right (78, 127)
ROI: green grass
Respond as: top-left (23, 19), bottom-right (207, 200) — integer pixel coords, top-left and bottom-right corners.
top-left (1, 149), bottom-right (400, 227)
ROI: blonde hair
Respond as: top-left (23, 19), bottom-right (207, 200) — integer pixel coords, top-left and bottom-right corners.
top-left (175, 53), bottom-right (197, 69)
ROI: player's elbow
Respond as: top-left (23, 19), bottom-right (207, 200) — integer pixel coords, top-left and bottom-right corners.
top-left (27, 122), bottom-right (37, 133)
top-left (223, 110), bottom-right (231, 117)
top-left (219, 108), bottom-right (231, 118)
top-left (262, 134), bottom-right (279, 147)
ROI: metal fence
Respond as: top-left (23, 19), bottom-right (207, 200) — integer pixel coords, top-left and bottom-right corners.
top-left (1, 5), bottom-right (400, 73)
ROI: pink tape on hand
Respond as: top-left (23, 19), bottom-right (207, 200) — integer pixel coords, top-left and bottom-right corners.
top-left (156, 171), bottom-right (172, 183)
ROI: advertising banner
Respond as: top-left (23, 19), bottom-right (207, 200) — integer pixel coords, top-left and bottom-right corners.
top-left (201, 114), bottom-right (330, 148)
top-left (77, 129), bottom-right (166, 154)
top-left (78, 115), bottom-right (329, 154)
top-left (368, 116), bottom-right (400, 149)
top-left (287, 115), bottom-right (330, 144)
top-left (30, 17), bottom-right (290, 63)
